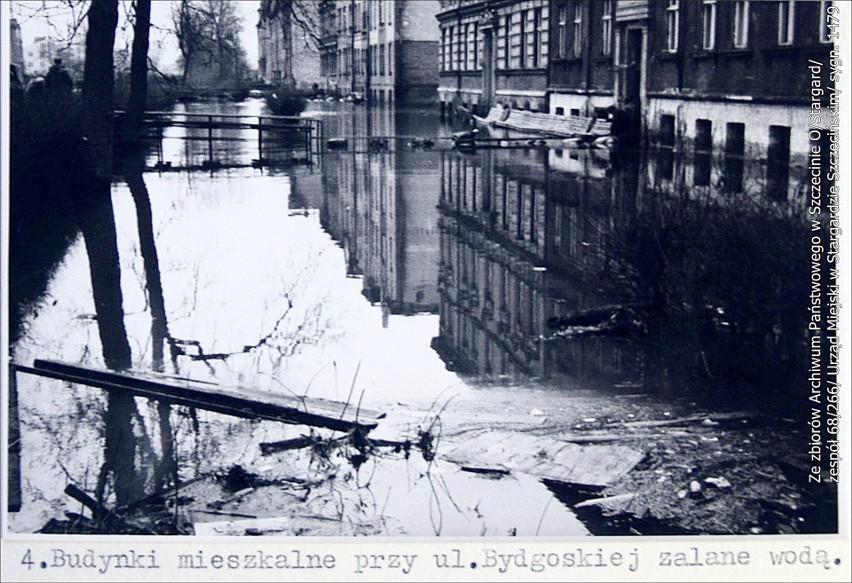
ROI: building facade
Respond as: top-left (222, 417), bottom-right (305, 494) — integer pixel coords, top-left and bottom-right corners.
top-left (437, 0), bottom-right (551, 116)
top-left (640, 0), bottom-right (834, 161)
top-left (436, 0), bottom-right (833, 162)
top-left (22, 36), bottom-right (84, 78)
top-left (318, 0), bottom-right (441, 105)
top-left (10, 18), bottom-right (24, 76)
top-left (257, 0), bottom-right (322, 89)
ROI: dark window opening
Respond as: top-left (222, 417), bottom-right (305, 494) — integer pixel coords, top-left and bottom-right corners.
top-left (694, 119), bottom-right (712, 186)
top-left (695, 119), bottom-right (712, 153)
top-left (659, 114), bottom-right (676, 148)
top-left (766, 125), bottom-right (791, 201)
top-left (724, 123), bottom-right (745, 193)
top-left (555, 107), bottom-right (565, 116)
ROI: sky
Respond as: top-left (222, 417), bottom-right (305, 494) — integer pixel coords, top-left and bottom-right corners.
top-left (12, 0), bottom-right (261, 73)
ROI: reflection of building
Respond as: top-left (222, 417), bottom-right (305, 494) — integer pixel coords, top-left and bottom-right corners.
top-left (258, 0), bottom-right (322, 89)
top-left (318, 0), bottom-right (441, 105)
top-left (318, 108), bottom-right (441, 323)
top-left (433, 146), bottom-right (640, 381)
top-left (11, 19), bottom-right (24, 75)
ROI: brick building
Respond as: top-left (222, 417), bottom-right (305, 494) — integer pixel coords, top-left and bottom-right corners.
top-left (318, 0), bottom-right (441, 105)
top-left (437, 0), bottom-right (550, 116)
top-left (437, 0), bottom-right (834, 165)
top-left (639, 0), bottom-right (834, 161)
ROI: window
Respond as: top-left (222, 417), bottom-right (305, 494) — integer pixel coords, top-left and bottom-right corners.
top-left (526, 9), bottom-right (539, 68)
top-left (694, 119), bottom-right (713, 187)
top-left (767, 125), bottom-right (791, 200)
top-left (456, 25), bottom-right (463, 70)
top-left (497, 16), bottom-right (507, 69)
top-left (388, 42), bottom-right (393, 76)
top-left (666, 1), bottom-right (679, 51)
top-left (724, 123), bottom-right (745, 193)
top-left (441, 28), bottom-right (447, 71)
top-left (449, 26), bottom-right (455, 71)
top-left (572, 4), bottom-right (583, 57)
top-left (467, 23), bottom-right (475, 70)
top-left (558, 5), bottom-right (569, 58)
top-left (702, 0), bottom-right (717, 50)
top-left (473, 23), bottom-right (479, 69)
top-left (463, 23), bottom-right (470, 69)
top-left (555, 107), bottom-right (565, 116)
top-left (778, 1), bottom-right (795, 45)
top-left (514, 11), bottom-right (524, 68)
top-left (602, 1), bottom-right (613, 55)
top-left (659, 114), bottom-right (676, 147)
top-left (733, 1), bottom-right (749, 48)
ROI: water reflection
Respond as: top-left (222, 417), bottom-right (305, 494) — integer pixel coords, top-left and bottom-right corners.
top-left (8, 102), bottom-right (817, 535)
top-left (315, 109), bottom-right (812, 407)
top-left (317, 106), bottom-right (444, 322)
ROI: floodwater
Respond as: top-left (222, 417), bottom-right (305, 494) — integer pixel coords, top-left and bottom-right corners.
top-left (7, 99), bottom-right (817, 536)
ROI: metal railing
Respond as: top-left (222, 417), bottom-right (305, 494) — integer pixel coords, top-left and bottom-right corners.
top-left (115, 110), bottom-right (324, 169)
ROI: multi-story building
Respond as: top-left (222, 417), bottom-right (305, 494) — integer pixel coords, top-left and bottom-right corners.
top-left (437, 0), bottom-right (833, 169)
top-left (639, 0), bottom-right (833, 164)
top-left (257, 0), bottom-right (322, 89)
top-left (437, 0), bottom-right (550, 116)
top-left (319, 0), bottom-right (441, 105)
top-left (10, 18), bottom-right (24, 76)
top-left (22, 36), bottom-right (84, 78)
top-left (548, 0), bottom-right (617, 118)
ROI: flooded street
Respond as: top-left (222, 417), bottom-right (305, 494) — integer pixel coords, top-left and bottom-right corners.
top-left (8, 100), bottom-right (834, 536)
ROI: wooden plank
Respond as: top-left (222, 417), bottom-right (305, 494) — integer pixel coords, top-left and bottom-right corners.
top-left (443, 430), bottom-right (643, 488)
top-left (17, 360), bottom-right (384, 433)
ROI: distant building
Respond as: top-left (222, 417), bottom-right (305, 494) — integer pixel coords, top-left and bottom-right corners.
top-left (257, 0), bottom-right (322, 90)
top-left (23, 37), bottom-right (60, 77)
top-left (10, 18), bottom-right (24, 75)
top-left (23, 35), bottom-right (85, 79)
top-left (318, 0), bottom-right (441, 106)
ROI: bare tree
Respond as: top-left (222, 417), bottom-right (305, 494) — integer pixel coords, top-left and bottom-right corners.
top-left (121, 0), bottom-right (152, 146)
top-left (171, 0), bottom-right (248, 89)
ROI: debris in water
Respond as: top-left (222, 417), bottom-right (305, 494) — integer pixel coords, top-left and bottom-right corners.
top-left (705, 476), bottom-right (733, 491)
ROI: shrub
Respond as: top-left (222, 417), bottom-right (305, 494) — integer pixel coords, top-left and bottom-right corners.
top-left (265, 89), bottom-right (307, 117)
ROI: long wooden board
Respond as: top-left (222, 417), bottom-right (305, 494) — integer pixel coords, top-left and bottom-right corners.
top-left (15, 360), bottom-right (384, 433)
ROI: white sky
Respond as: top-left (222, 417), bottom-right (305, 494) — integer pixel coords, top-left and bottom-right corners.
top-left (11, 0), bottom-right (260, 73)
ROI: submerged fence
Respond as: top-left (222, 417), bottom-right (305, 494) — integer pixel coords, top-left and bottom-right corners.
top-left (115, 110), bottom-right (324, 170)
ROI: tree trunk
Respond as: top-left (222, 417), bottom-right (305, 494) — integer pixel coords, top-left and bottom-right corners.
top-left (81, 0), bottom-right (119, 180)
top-left (122, 0), bottom-right (152, 147)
